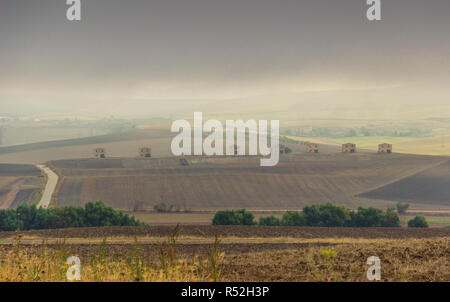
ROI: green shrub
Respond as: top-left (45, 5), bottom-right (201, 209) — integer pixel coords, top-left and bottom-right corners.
top-left (211, 204), bottom-right (401, 228)
top-left (407, 216), bottom-right (428, 228)
top-left (396, 202), bottom-right (410, 214)
top-left (212, 209), bottom-right (256, 225)
top-left (212, 210), bottom-right (240, 225)
top-left (382, 208), bottom-right (401, 227)
top-left (258, 216), bottom-right (281, 226)
top-left (303, 203), bottom-right (351, 227)
top-left (281, 211), bottom-right (306, 226)
top-left (0, 209), bottom-right (22, 231)
top-left (0, 201), bottom-right (144, 231)
top-left (236, 209), bottom-right (256, 225)
top-left (348, 207), bottom-right (399, 227)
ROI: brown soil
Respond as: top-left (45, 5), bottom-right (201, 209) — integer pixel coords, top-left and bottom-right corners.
top-left (361, 160), bottom-right (450, 205)
top-left (53, 153), bottom-right (445, 210)
top-left (0, 164), bottom-right (43, 208)
top-left (2, 225), bottom-right (449, 240)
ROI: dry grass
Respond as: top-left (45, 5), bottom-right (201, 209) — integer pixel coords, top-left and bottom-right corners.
top-left (0, 226), bottom-right (448, 282)
top-left (0, 228), bottom-right (225, 282)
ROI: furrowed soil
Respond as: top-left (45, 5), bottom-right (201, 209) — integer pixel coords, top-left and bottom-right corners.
top-left (361, 160), bottom-right (450, 205)
top-left (1, 225), bottom-right (450, 239)
top-left (52, 153), bottom-right (447, 210)
top-left (0, 164), bottom-right (43, 208)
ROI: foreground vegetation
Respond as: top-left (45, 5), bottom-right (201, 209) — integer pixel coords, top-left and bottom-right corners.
top-left (0, 201), bottom-right (144, 231)
top-left (213, 203), bottom-right (402, 227)
top-left (0, 225), bottom-right (447, 282)
top-left (222, 237), bottom-right (449, 281)
top-left (0, 226), bottom-right (223, 282)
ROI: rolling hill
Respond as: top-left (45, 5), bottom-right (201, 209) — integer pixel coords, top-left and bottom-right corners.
top-left (0, 164), bottom-right (43, 208)
top-left (0, 127), bottom-right (174, 164)
top-left (0, 126), bottom-right (315, 164)
top-left (50, 153), bottom-right (446, 211)
top-left (360, 160), bottom-right (450, 205)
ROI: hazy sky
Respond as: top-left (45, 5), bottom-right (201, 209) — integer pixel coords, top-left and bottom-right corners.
top-left (1, 0), bottom-right (450, 118)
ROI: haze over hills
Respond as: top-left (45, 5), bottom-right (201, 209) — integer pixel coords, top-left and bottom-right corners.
top-left (2, 0), bottom-right (450, 121)
top-left (0, 127), bottom-right (174, 164)
top-left (0, 0), bottom-right (449, 219)
top-left (0, 125), bottom-right (330, 164)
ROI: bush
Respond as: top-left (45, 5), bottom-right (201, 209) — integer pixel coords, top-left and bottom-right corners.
top-left (383, 208), bottom-right (401, 227)
top-left (212, 209), bottom-right (256, 225)
top-left (281, 211), bottom-right (306, 226)
top-left (348, 207), bottom-right (400, 227)
top-left (153, 202), bottom-right (174, 213)
top-left (0, 201), bottom-right (144, 231)
top-left (303, 203), bottom-right (351, 227)
top-left (237, 209), bottom-right (256, 225)
top-left (408, 216), bottom-right (428, 228)
top-left (281, 205), bottom-right (400, 227)
top-left (211, 204), bottom-right (401, 227)
top-left (258, 216), bottom-right (281, 226)
top-left (0, 209), bottom-right (22, 231)
top-left (396, 202), bottom-right (410, 214)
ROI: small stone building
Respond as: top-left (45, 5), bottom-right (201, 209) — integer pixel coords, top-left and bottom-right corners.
top-left (139, 147), bottom-right (152, 158)
top-left (342, 143), bottom-right (356, 153)
top-left (94, 147), bottom-right (106, 159)
top-left (306, 143), bottom-right (319, 153)
top-left (378, 143), bottom-right (393, 154)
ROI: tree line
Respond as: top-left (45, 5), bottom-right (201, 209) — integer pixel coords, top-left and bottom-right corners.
top-left (0, 201), bottom-right (144, 231)
top-left (213, 203), bottom-right (428, 228)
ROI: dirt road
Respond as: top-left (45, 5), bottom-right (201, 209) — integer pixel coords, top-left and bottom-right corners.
top-left (36, 164), bottom-right (58, 208)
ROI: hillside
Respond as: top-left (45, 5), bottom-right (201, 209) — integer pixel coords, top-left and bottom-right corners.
top-left (0, 164), bottom-right (43, 208)
top-left (50, 153), bottom-right (445, 211)
top-left (322, 135), bottom-right (450, 156)
top-left (360, 160), bottom-right (450, 205)
top-left (0, 126), bottom-right (314, 164)
top-left (0, 127), bottom-right (173, 164)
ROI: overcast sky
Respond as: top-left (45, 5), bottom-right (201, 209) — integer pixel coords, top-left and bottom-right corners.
top-left (1, 0), bottom-right (450, 118)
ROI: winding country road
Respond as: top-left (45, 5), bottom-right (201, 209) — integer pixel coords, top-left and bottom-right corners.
top-left (36, 164), bottom-right (58, 209)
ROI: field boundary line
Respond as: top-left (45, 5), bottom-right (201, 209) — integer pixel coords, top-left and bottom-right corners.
top-left (354, 159), bottom-right (449, 197)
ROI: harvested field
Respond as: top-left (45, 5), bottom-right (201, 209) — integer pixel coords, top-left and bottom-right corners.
top-left (0, 128), bottom-right (171, 156)
top-left (1, 225), bottom-right (449, 240)
top-left (361, 160), bottom-right (450, 205)
top-left (0, 127), bottom-right (311, 164)
top-left (51, 153), bottom-right (446, 210)
top-left (0, 164), bottom-right (43, 208)
top-left (0, 164), bottom-right (41, 176)
top-left (0, 128), bottom-right (174, 164)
